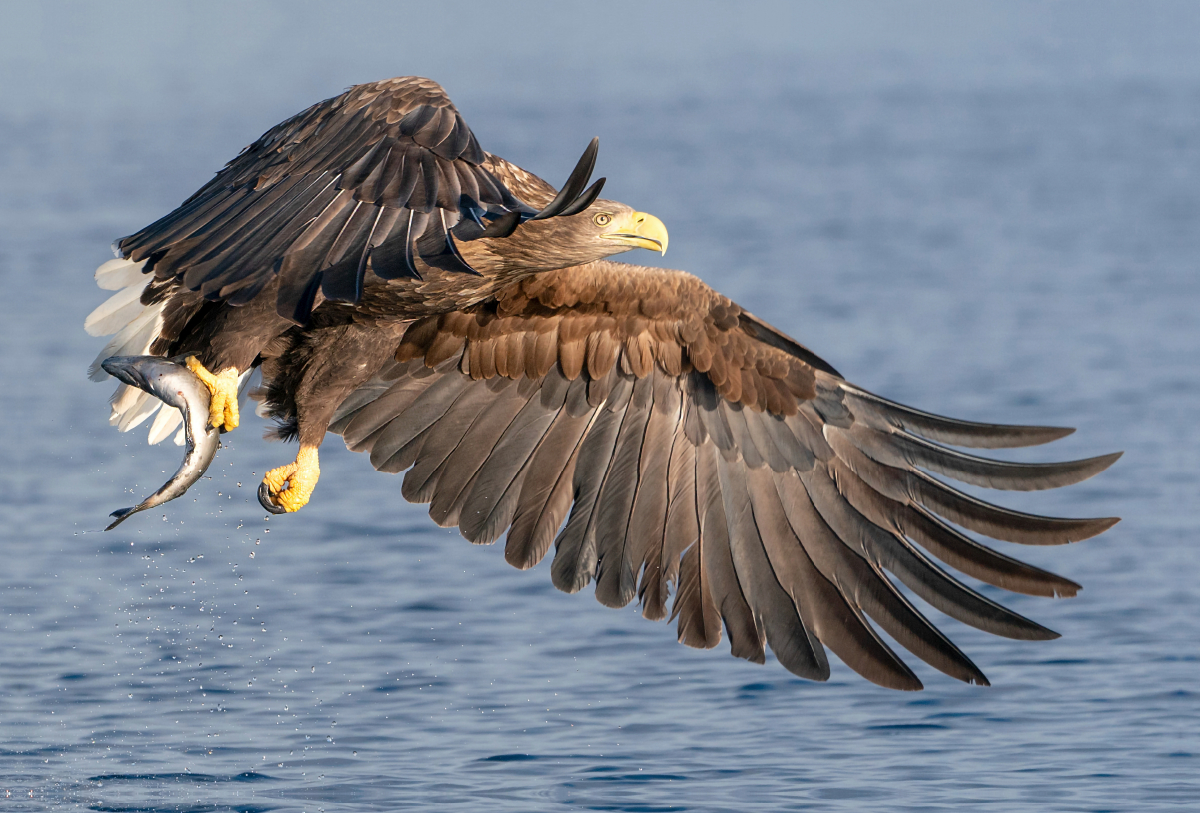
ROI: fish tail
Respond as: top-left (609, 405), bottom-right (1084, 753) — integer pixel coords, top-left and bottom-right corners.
top-left (105, 507), bottom-right (137, 531)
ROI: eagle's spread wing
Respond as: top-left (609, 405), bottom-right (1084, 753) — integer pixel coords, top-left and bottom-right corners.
top-left (319, 262), bottom-right (1119, 690)
top-left (116, 77), bottom-right (603, 323)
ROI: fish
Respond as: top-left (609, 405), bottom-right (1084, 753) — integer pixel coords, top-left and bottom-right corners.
top-left (100, 355), bottom-right (221, 530)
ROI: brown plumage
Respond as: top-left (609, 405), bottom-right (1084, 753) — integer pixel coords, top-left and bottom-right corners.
top-left (89, 76), bottom-right (668, 446)
top-left (89, 77), bottom-right (1118, 689)
top-left (105, 77), bottom-right (666, 383)
top-left (120, 78), bottom-right (633, 322)
top-left (248, 259), bottom-right (1121, 690)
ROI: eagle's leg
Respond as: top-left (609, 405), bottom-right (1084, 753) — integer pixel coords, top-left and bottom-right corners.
top-left (185, 357), bottom-right (241, 432)
top-left (170, 282), bottom-right (295, 433)
top-left (261, 445), bottom-right (320, 513)
top-left (257, 318), bottom-right (408, 514)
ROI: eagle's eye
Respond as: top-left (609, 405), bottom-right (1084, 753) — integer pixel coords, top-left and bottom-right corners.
top-left (593, 213), bottom-right (612, 227)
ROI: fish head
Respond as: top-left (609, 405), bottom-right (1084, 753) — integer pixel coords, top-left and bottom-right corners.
top-left (100, 355), bottom-right (206, 411)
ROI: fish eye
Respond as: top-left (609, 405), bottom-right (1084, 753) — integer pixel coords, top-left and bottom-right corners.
top-left (593, 213), bottom-right (612, 227)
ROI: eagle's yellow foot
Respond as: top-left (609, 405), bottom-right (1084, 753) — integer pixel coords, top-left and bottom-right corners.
top-left (259, 446), bottom-right (320, 514)
top-left (185, 357), bottom-right (240, 431)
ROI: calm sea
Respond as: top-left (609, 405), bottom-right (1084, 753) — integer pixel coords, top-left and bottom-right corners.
top-left (1, 2), bottom-right (1197, 810)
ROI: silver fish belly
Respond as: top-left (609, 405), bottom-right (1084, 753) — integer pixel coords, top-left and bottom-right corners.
top-left (101, 356), bottom-right (221, 530)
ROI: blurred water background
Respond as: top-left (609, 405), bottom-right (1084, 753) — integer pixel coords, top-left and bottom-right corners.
top-left (1, 1), bottom-right (1198, 810)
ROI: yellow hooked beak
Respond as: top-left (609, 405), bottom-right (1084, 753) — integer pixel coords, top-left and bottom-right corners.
top-left (599, 211), bottom-right (669, 255)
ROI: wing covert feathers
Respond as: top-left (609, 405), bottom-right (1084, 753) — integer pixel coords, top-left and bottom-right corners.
top-left (111, 77), bottom-right (588, 323)
top-left (322, 261), bottom-right (1119, 689)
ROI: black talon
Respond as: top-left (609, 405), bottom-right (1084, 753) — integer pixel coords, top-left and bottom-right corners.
top-left (258, 481), bottom-right (287, 514)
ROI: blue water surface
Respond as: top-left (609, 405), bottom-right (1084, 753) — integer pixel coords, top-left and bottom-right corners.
top-left (0, 2), bottom-right (1197, 810)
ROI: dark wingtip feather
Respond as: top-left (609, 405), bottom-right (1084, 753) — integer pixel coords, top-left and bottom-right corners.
top-left (1039, 426), bottom-right (1076, 442)
top-left (529, 137), bottom-right (600, 221)
top-left (1055, 581), bottom-right (1082, 599)
top-left (555, 177), bottom-right (606, 218)
top-left (858, 659), bottom-right (924, 691)
top-left (901, 505), bottom-right (1086, 597)
top-left (850, 425), bottom-right (1124, 492)
top-left (844, 387), bottom-right (1082, 449)
top-left (1080, 515), bottom-right (1121, 539)
top-left (900, 465), bottom-right (1122, 546)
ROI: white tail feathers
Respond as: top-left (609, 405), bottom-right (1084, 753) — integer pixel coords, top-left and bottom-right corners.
top-left (88, 256), bottom-right (252, 446)
top-left (147, 401), bottom-right (185, 445)
top-left (84, 284), bottom-right (147, 337)
top-left (88, 304), bottom-right (164, 381)
top-left (111, 386), bottom-right (163, 432)
top-left (88, 257), bottom-right (178, 444)
top-left (94, 257), bottom-right (148, 291)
